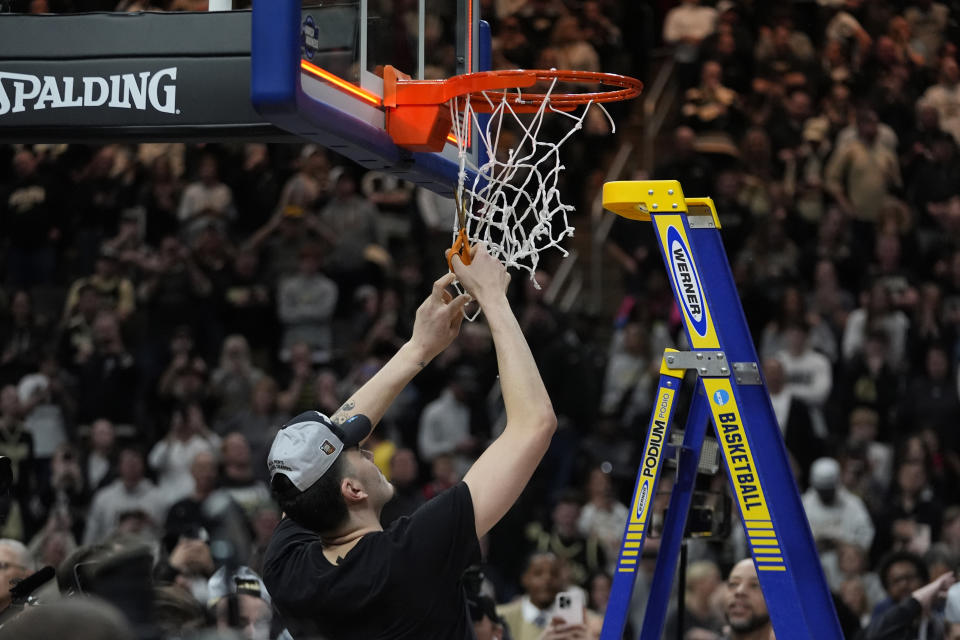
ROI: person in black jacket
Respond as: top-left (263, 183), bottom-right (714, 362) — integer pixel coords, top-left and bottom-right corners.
top-left (862, 570), bottom-right (955, 640)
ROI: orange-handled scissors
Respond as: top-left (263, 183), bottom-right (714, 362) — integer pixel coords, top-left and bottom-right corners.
top-left (446, 193), bottom-right (472, 272)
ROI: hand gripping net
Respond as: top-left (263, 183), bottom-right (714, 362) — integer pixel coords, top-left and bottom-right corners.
top-left (448, 76), bottom-right (614, 286)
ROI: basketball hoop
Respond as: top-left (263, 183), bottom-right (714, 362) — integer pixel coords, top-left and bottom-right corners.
top-left (383, 66), bottom-right (643, 308)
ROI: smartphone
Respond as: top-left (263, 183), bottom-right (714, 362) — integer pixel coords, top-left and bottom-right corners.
top-left (552, 589), bottom-right (585, 625)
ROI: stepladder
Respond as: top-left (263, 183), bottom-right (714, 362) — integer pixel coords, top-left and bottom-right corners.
top-left (599, 180), bottom-right (843, 640)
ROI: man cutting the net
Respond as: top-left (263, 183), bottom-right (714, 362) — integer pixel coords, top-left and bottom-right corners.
top-left (262, 245), bottom-right (562, 639)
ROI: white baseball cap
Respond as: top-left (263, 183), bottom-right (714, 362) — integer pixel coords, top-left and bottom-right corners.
top-left (267, 411), bottom-right (372, 492)
top-left (810, 457), bottom-right (840, 490)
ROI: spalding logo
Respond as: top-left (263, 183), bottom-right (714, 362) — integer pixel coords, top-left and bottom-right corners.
top-left (666, 226), bottom-right (708, 337)
top-left (0, 68), bottom-right (178, 116)
top-left (635, 481), bottom-right (649, 520)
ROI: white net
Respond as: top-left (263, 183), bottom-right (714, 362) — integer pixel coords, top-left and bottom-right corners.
top-left (448, 76), bottom-right (615, 288)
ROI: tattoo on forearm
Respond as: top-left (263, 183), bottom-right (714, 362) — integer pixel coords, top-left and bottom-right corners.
top-left (331, 400), bottom-right (356, 424)
top-left (417, 361), bottom-right (426, 369)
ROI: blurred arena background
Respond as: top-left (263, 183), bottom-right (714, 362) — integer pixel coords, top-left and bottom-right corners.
top-left (1, 1), bottom-right (960, 639)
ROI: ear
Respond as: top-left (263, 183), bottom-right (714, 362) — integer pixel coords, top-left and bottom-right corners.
top-left (340, 475), bottom-right (369, 505)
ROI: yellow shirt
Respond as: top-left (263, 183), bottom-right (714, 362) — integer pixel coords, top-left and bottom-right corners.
top-left (373, 440), bottom-right (396, 480)
top-left (497, 598), bottom-right (549, 640)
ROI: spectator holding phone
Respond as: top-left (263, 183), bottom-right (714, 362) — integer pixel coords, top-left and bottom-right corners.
top-left (497, 551), bottom-right (592, 640)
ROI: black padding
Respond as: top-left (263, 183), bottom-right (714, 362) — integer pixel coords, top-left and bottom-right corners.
top-left (0, 10), bottom-right (252, 60)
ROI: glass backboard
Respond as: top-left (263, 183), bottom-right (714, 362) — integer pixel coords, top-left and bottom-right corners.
top-left (251, 0), bottom-right (486, 196)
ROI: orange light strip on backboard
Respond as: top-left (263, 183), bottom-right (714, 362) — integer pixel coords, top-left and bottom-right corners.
top-left (468, 0), bottom-right (473, 67)
top-left (456, 0), bottom-right (474, 150)
top-left (300, 59), bottom-right (382, 107)
top-left (432, 2), bottom-right (475, 149)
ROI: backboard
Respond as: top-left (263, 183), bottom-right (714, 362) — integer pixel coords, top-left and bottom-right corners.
top-left (251, 0), bottom-right (486, 196)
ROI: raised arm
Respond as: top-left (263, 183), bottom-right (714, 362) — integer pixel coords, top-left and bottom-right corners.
top-left (457, 247), bottom-right (558, 539)
top-left (329, 272), bottom-right (470, 430)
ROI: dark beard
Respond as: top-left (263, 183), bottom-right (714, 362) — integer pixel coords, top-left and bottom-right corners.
top-left (728, 612), bottom-right (771, 634)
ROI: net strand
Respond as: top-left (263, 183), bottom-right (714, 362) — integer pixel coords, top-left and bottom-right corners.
top-left (449, 76), bottom-right (614, 297)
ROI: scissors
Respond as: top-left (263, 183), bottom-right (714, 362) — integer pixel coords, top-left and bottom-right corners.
top-left (446, 192), bottom-right (472, 272)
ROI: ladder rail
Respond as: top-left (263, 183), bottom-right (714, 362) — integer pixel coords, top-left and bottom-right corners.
top-left (601, 360), bottom-right (685, 640)
top-left (636, 389), bottom-right (713, 640)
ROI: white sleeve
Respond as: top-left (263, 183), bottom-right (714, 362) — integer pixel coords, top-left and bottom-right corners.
top-left (841, 309), bottom-right (866, 362)
top-left (848, 498), bottom-right (875, 549)
top-left (417, 403), bottom-right (456, 461)
top-left (220, 185), bottom-right (237, 220)
top-left (204, 432), bottom-right (223, 457)
top-left (178, 184), bottom-right (196, 221)
top-left (798, 354), bottom-right (833, 406)
top-left (577, 504), bottom-right (595, 537)
top-left (887, 313), bottom-right (910, 370)
top-left (83, 493), bottom-right (106, 546)
top-left (276, 278), bottom-right (300, 323)
top-left (662, 9), bottom-right (682, 43)
top-left (148, 439), bottom-right (170, 471)
top-left (801, 491), bottom-right (821, 531)
top-left (691, 9), bottom-right (718, 39)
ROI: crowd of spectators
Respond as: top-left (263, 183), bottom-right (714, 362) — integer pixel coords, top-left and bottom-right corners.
top-left (603, 0), bottom-right (960, 638)
top-left (1, 0), bottom-right (960, 639)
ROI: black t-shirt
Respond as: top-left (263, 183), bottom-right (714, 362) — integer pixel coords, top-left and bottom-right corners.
top-left (2, 175), bottom-right (53, 249)
top-left (263, 482), bottom-right (481, 640)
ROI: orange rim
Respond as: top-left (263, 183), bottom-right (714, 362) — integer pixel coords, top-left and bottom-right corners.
top-left (385, 66), bottom-right (643, 112)
top-left (383, 66), bottom-right (643, 150)
top-left (449, 69), bottom-right (643, 112)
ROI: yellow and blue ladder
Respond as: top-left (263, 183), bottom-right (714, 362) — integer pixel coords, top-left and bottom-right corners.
top-left (599, 180), bottom-right (843, 640)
